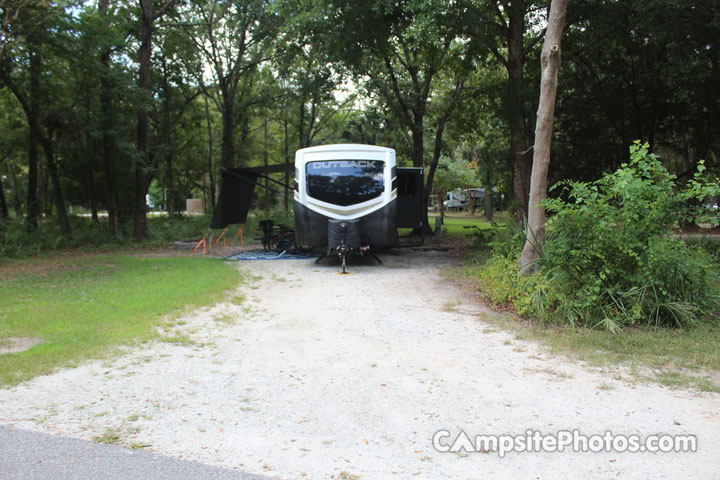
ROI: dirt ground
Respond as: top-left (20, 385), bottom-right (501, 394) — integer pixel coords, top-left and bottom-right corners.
top-left (0, 246), bottom-right (718, 479)
top-left (0, 337), bottom-right (42, 355)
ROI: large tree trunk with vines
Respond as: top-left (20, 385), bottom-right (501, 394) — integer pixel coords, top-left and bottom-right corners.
top-left (506, 3), bottom-right (532, 222)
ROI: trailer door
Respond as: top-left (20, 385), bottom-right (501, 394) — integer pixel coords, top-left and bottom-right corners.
top-left (396, 167), bottom-right (424, 229)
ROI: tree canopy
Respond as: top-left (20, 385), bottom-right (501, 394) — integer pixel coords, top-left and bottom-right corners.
top-left (0, 0), bottom-right (717, 238)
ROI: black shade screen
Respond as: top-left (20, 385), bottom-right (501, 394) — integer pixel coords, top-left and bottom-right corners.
top-left (209, 168), bottom-right (258, 229)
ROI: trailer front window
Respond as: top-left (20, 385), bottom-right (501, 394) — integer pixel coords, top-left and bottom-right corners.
top-left (306, 160), bottom-right (384, 206)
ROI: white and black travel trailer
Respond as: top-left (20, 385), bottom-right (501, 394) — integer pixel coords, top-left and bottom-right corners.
top-left (210, 143), bottom-right (424, 271)
top-left (294, 144), bottom-right (396, 250)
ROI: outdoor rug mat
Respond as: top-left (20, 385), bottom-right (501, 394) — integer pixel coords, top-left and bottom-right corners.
top-left (226, 250), bottom-right (316, 260)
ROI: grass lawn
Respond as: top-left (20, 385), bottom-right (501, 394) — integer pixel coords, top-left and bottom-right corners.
top-left (428, 213), bottom-right (508, 237)
top-left (0, 251), bottom-right (241, 385)
top-left (510, 316), bottom-right (720, 392)
top-left (444, 211), bottom-right (720, 392)
top-left (450, 262), bottom-right (720, 392)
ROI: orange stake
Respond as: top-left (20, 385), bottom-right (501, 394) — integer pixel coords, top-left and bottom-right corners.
top-left (231, 225), bottom-right (245, 248)
top-left (192, 232), bottom-right (209, 256)
top-left (214, 228), bottom-right (228, 246)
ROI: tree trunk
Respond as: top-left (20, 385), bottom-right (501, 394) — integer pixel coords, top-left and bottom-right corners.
top-left (100, 94), bottom-right (119, 233)
top-left (298, 101), bottom-right (306, 148)
top-left (221, 90), bottom-right (235, 168)
top-left (133, 0), bottom-right (154, 241)
top-left (203, 93), bottom-right (215, 212)
top-left (422, 124), bottom-right (438, 234)
top-left (263, 113), bottom-right (269, 211)
top-left (7, 163), bottom-right (22, 217)
top-left (237, 112), bottom-right (251, 166)
top-left (165, 151), bottom-right (175, 218)
top-left (132, 0), bottom-right (176, 238)
top-left (438, 188), bottom-right (445, 220)
top-left (0, 169), bottom-right (8, 220)
top-left (423, 91), bottom-right (458, 234)
top-left (484, 171), bottom-right (494, 221)
top-left (40, 163), bottom-right (51, 216)
top-left (518, 0), bottom-right (568, 273)
top-left (411, 123), bottom-right (427, 233)
top-left (507, 14), bottom-right (532, 223)
top-left (490, 0), bottom-right (535, 224)
top-left (89, 170), bottom-right (99, 223)
top-left (510, 114), bottom-right (532, 221)
top-left (283, 117), bottom-right (290, 211)
top-left (99, 0), bottom-right (119, 234)
top-left (133, 168), bottom-right (152, 241)
top-left (82, 94), bottom-right (99, 224)
top-left (26, 48), bottom-right (40, 231)
top-left (222, 105), bottom-right (235, 168)
top-left (467, 188), bottom-right (475, 215)
top-left (411, 125), bottom-right (424, 168)
top-left (42, 136), bottom-right (71, 235)
top-left (162, 60), bottom-right (175, 219)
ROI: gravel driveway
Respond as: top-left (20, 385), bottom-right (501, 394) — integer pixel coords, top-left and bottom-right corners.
top-left (1, 248), bottom-right (718, 479)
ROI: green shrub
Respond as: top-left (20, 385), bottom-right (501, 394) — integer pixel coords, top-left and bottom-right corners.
top-left (0, 208), bottom-right (296, 260)
top-left (489, 218), bottom-right (527, 259)
top-left (1, 216), bottom-right (136, 259)
top-left (475, 141), bottom-right (720, 331)
top-left (471, 255), bottom-right (524, 308)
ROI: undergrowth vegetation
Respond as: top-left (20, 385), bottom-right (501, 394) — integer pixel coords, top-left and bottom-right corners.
top-left (471, 142), bottom-right (720, 332)
top-left (0, 210), bottom-right (293, 260)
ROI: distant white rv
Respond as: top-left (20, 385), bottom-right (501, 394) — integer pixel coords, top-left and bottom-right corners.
top-left (443, 190), bottom-right (470, 209)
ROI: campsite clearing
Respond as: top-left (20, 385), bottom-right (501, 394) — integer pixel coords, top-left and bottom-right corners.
top-left (0, 247), bottom-right (718, 479)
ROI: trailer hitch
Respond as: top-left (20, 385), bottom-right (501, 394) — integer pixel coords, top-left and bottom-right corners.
top-left (336, 222), bottom-right (351, 274)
